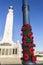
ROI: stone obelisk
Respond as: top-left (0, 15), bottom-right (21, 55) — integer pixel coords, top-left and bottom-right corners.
top-left (2, 6), bottom-right (13, 43)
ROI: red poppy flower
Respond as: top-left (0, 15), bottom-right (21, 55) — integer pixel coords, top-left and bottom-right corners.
top-left (33, 44), bottom-right (36, 47)
top-left (22, 37), bottom-right (27, 41)
top-left (32, 56), bottom-right (36, 62)
top-left (23, 48), bottom-right (26, 52)
top-left (32, 40), bottom-right (34, 43)
top-left (24, 54), bottom-right (29, 61)
top-left (28, 44), bottom-right (32, 47)
top-left (22, 40), bottom-right (26, 44)
top-left (32, 37), bottom-right (34, 39)
top-left (25, 24), bottom-right (30, 28)
top-left (30, 28), bottom-right (32, 31)
top-left (22, 43), bottom-right (25, 46)
top-left (23, 36), bottom-right (27, 40)
top-left (29, 48), bottom-right (34, 54)
top-left (20, 33), bottom-right (23, 36)
top-left (29, 35), bottom-right (32, 38)
top-left (21, 26), bottom-right (25, 31)
top-left (28, 33), bottom-right (32, 38)
top-left (22, 42), bottom-right (26, 46)
top-left (30, 36), bottom-right (34, 39)
top-left (22, 48), bottom-right (26, 53)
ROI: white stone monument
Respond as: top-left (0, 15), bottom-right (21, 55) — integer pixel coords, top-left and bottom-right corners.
top-left (0, 6), bottom-right (22, 64)
top-left (2, 6), bottom-right (13, 43)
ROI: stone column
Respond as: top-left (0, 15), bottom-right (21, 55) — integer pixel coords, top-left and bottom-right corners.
top-left (4, 48), bottom-right (6, 55)
top-left (1, 49), bottom-right (3, 55)
top-left (11, 48), bottom-right (13, 55)
top-left (9, 48), bottom-right (13, 55)
top-left (5, 49), bottom-right (8, 55)
top-left (1, 49), bottom-right (2, 55)
top-left (0, 48), bottom-right (1, 55)
top-left (1, 48), bottom-right (5, 55)
top-left (9, 48), bottom-right (11, 55)
top-left (8, 49), bottom-right (9, 55)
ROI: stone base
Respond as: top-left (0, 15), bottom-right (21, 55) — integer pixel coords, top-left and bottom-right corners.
top-left (0, 58), bottom-right (22, 64)
top-left (22, 61), bottom-right (36, 65)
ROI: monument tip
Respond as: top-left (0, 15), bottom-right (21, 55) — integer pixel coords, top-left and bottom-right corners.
top-left (9, 6), bottom-right (13, 10)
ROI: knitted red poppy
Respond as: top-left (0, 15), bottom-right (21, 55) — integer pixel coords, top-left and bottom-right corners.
top-left (32, 56), bottom-right (36, 62)
top-left (23, 36), bottom-right (27, 40)
top-left (33, 44), bottom-right (36, 47)
top-left (29, 48), bottom-right (34, 54)
top-left (23, 48), bottom-right (26, 52)
top-left (24, 54), bottom-right (29, 61)
top-left (21, 33), bottom-right (23, 36)
top-left (25, 24), bottom-right (30, 28)
top-left (32, 39), bottom-right (34, 43)
top-left (22, 40), bottom-right (26, 44)
top-left (28, 44), bottom-right (32, 47)
top-left (21, 26), bottom-right (25, 31)
top-left (28, 33), bottom-right (32, 38)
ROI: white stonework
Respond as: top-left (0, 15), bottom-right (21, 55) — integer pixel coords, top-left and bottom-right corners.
top-left (0, 6), bottom-right (22, 64)
top-left (2, 6), bottom-right (13, 43)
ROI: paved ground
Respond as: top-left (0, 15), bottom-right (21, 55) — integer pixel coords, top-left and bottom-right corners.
top-left (1, 61), bottom-right (43, 65)
top-left (8, 64), bottom-right (43, 65)
top-left (0, 64), bottom-right (43, 65)
top-left (10, 64), bottom-right (43, 65)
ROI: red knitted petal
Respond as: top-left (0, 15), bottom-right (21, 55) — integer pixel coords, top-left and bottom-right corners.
top-left (28, 44), bottom-right (32, 47)
top-left (25, 24), bottom-right (30, 28)
top-left (29, 48), bottom-right (34, 54)
top-left (21, 26), bottom-right (25, 31)
top-left (24, 54), bottom-right (29, 61)
top-left (32, 56), bottom-right (36, 62)
top-left (21, 33), bottom-right (23, 36)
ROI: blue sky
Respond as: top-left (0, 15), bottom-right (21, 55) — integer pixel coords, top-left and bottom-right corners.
top-left (0, 0), bottom-right (43, 52)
